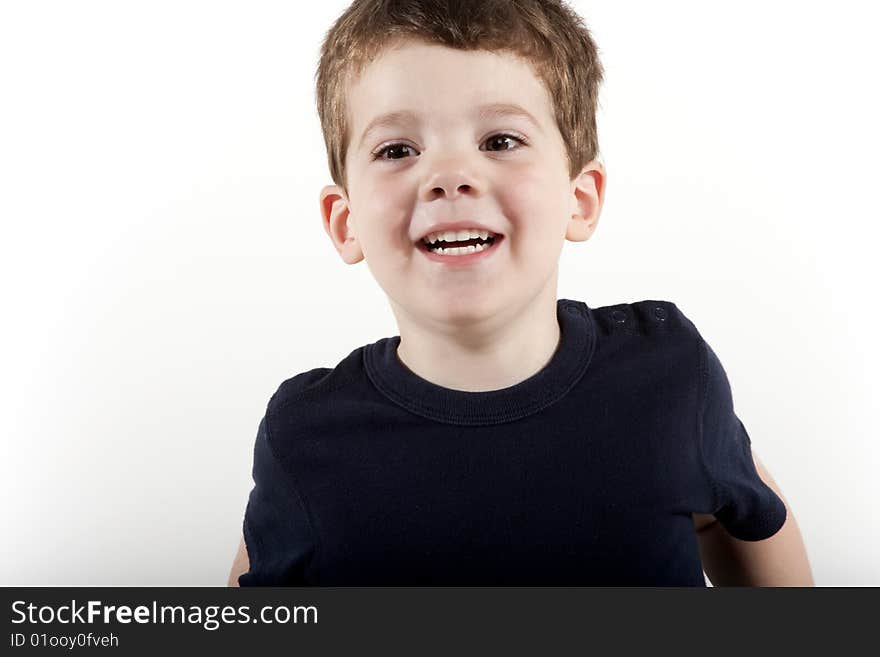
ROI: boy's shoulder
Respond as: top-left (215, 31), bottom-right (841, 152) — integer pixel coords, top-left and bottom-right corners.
top-left (587, 298), bottom-right (701, 339)
top-left (264, 345), bottom-right (365, 419)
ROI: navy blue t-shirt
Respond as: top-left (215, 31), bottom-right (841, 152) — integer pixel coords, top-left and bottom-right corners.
top-left (238, 298), bottom-right (787, 586)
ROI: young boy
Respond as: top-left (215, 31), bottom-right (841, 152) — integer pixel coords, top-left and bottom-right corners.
top-left (229, 0), bottom-right (813, 586)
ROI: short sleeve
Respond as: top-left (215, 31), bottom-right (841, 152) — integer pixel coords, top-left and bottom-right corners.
top-left (238, 413), bottom-right (317, 585)
top-left (698, 338), bottom-right (787, 541)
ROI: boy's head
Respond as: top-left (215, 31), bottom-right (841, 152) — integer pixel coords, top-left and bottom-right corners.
top-left (317, 0), bottom-right (606, 328)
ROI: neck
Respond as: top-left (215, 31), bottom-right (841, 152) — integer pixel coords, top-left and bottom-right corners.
top-left (391, 281), bottom-right (561, 393)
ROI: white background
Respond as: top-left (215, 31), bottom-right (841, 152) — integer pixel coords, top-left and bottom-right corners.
top-left (1, 0), bottom-right (877, 585)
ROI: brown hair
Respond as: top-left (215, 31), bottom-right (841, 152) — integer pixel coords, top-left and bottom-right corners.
top-left (315, 0), bottom-right (604, 195)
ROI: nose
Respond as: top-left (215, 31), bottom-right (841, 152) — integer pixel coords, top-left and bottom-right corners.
top-left (419, 156), bottom-right (482, 201)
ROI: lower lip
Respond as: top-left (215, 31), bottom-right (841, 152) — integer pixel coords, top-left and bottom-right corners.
top-left (417, 236), bottom-right (505, 266)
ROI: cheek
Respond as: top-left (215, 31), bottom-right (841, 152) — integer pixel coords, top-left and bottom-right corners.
top-left (502, 158), bottom-right (563, 210)
top-left (370, 175), bottom-right (412, 216)
top-left (354, 193), bottom-right (413, 260)
top-left (500, 166), bottom-right (570, 252)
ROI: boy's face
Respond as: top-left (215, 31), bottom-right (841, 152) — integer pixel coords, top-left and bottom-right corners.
top-left (320, 40), bottom-right (604, 329)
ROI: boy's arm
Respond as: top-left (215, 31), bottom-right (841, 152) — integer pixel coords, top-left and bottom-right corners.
top-left (694, 452), bottom-right (814, 586)
top-left (227, 534), bottom-right (250, 587)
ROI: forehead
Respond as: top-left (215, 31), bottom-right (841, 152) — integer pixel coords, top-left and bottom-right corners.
top-left (346, 41), bottom-right (554, 141)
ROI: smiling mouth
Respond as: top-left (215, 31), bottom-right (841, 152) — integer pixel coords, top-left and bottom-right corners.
top-left (417, 234), bottom-right (501, 254)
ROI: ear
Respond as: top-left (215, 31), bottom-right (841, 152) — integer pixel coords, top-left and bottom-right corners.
top-left (566, 160), bottom-right (606, 242)
top-left (319, 185), bottom-right (364, 264)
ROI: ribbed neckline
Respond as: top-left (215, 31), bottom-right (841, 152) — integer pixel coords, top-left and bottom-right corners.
top-left (363, 298), bottom-right (595, 426)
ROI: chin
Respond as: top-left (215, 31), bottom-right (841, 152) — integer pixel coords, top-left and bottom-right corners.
top-left (428, 294), bottom-right (502, 323)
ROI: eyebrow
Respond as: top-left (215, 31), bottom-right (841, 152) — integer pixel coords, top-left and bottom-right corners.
top-left (357, 102), bottom-right (544, 149)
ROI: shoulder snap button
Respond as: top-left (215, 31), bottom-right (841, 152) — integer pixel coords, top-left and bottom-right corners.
top-left (611, 309), bottom-right (627, 323)
top-left (652, 306), bottom-right (668, 321)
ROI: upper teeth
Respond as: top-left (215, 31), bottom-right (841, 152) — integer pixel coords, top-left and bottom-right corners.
top-left (423, 229), bottom-right (495, 245)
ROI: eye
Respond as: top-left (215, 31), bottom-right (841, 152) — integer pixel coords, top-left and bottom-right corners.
top-left (372, 143), bottom-right (417, 161)
top-left (371, 132), bottom-right (528, 162)
top-left (482, 133), bottom-right (527, 153)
